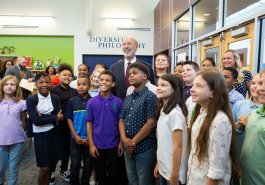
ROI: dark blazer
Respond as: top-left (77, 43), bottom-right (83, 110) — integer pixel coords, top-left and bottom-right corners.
top-left (110, 59), bottom-right (154, 100)
top-left (5, 65), bottom-right (34, 81)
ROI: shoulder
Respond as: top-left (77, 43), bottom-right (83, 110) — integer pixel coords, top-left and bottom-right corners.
top-left (113, 96), bottom-right (123, 104)
top-left (26, 94), bottom-right (38, 104)
top-left (50, 93), bottom-right (60, 102)
top-left (233, 99), bottom-right (247, 108)
top-left (242, 70), bottom-right (252, 79)
top-left (110, 60), bottom-right (123, 68)
top-left (212, 111), bottom-right (231, 129)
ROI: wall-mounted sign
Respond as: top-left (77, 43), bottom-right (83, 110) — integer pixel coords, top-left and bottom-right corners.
top-left (89, 36), bottom-right (146, 49)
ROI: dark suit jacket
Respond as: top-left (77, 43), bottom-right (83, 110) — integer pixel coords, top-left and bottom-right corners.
top-left (5, 65), bottom-right (34, 81)
top-left (110, 59), bottom-right (154, 100)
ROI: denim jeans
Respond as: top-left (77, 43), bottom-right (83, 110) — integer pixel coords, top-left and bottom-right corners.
top-left (0, 142), bottom-right (24, 185)
top-left (70, 139), bottom-right (92, 185)
top-left (124, 147), bottom-right (156, 185)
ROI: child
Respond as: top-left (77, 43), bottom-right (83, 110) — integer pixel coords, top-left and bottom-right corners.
top-left (182, 61), bottom-right (199, 101)
top-left (187, 68), bottom-right (236, 185)
top-left (86, 70), bottom-right (123, 185)
top-left (153, 74), bottom-right (188, 185)
top-left (231, 74), bottom-right (260, 185)
top-left (222, 67), bottom-right (245, 108)
top-left (119, 62), bottom-right (157, 185)
top-left (0, 75), bottom-right (27, 185)
top-left (154, 53), bottom-right (169, 84)
top-left (240, 70), bottom-right (265, 185)
top-left (173, 63), bottom-right (183, 78)
top-left (26, 72), bottom-right (64, 185)
top-left (50, 64), bottom-right (78, 183)
top-left (65, 75), bottom-right (92, 185)
top-left (70, 64), bottom-right (90, 89)
top-left (89, 68), bottom-right (105, 97)
top-left (201, 58), bottom-right (215, 69)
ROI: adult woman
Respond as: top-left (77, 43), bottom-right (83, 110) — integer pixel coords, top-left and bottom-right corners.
top-left (222, 50), bottom-right (252, 97)
top-left (45, 65), bottom-right (59, 86)
top-left (201, 58), bottom-right (215, 69)
top-left (0, 60), bottom-right (13, 79)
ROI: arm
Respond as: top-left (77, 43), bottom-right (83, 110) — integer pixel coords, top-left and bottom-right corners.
top-left (86, 121), bottom-right (99, 158)
top-left (131, 118), bottom-right (156, 145)
top-left (207, 114), bottom-right (232, 184)
top-left (21, 111), bottom-right (27, 130)
top-left (170, 130), bottom-right (182, 185)
top-left (205, 178), bottom-right (219, 185)
top-left (26, 96), bottom-right (59, 126)
top-left (67, 119), bottom-right (83, 144)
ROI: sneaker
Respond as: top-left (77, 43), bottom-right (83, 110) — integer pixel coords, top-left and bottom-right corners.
top-left (60, 171), bottom-right (70, 182)
top-left (49, 172), bottom-right (56, 185)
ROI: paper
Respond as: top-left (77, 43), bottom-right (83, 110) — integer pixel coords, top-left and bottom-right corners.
top-left (19, 79), bottom-right (35, 92)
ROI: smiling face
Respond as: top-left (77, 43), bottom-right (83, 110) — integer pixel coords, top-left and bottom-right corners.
top-left (99, 74), bottom-right (115, 93)
top-left (48, 66), bottom-right (55, 75)
top-left (122, 37), bottom-right (138, 60)
top-left (5, 61), bottom-right (13, 69)
top-left (250, 74), bottom-right (260, 98)
top-left (3, 79), bottom-right (17, 96)
top-left (36, 76), bottom-right (51, 97)
top-left (190, 75), bottom-right (213, 108)
top-left (78, 65), bottom-right (89, 76)
top-left (92, 71), bottom-right (101, 88)
top-left (222, 51), bottom-right (236, 68)
top-left (182, 64), bottom-right (197, 86)
top-left (59, 70), bottom-right (73, 86)
top-left (174, 64), bottom-right (183, 77)
top-left (257, 73), bottom-right (265, 104)
top-left (156, 78), bottom-right (174, 102)
top-left (77, 77), bottom-right (90, 95)
top-left (155, 55), bottom-right (169, 70)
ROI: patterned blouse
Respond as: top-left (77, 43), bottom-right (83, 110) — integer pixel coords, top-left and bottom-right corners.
top-left (233, 70), bottom-right (252, 97)
top-left (187, 109), bottom-right (232, 185)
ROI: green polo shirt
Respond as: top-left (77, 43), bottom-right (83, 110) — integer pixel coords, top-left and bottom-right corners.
top-left (240, 105), bottom-right (265, 185)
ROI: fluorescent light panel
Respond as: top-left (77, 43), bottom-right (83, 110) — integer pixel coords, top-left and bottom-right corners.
top-left (103, 17), bottom-right (135, 21)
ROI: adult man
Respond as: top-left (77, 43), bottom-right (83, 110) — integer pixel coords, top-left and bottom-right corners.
top-left (5, 56), bottom-right (34, 99)
top-left (110, 36), bottom-right (154, 100)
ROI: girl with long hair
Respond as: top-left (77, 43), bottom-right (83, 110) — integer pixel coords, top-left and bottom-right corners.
top-left (154, 74), bottom-right (188, 185)
top-left (187, 68), bottom-right (236, 185)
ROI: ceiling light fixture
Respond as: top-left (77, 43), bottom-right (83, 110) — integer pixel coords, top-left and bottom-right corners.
top-left (0, 15), bottom-right (55, 21)
top-left (103, 17), bottom-right (135, 21)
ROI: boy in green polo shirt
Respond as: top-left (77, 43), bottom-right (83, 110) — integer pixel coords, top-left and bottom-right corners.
top-left (240, 70), bottom-right (265, 185)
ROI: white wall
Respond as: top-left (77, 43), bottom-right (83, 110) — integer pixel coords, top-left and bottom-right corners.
top-left (0, 0), bottom-right (158, 72)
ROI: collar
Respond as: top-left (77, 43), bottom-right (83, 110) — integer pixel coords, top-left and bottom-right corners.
top-left (17, 64), bottom-right (23, 70)
top-left (37, 92), bottom-right (51, 100)
top-left (90, 88), bottom-right (100, 92)
top-left (229, 88), bottom-right (236, 95)
top-left (132, 86), bottom-right (148, 96)
top-left (249, 98), bottom-right (260, 108)
top-left (59, 83), bottom-right (70, 90)
top-left (77, 93), bottom-right (91, 100)
top-left (256, 105), bottom-right (265, 116)
top-left (124, 57), bottom-right (137, 66)
top-left (98, 93), bottom-right (113, 100)
top-left (0, 99), bottom-right (15, 105)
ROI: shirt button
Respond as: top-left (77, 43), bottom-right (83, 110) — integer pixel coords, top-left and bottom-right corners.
top-left (127, 123), bottom-right (130, 125)
top-left (129, 115), bottom-right (131, 117)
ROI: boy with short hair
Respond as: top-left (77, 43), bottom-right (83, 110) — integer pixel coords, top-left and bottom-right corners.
top-left (65, 75), bottom-right (92, 185)
top-left (222, 67), bottom-right (245, 108)
top-left (50, 63), bottom-right (78, 183)
top-left (119, 62), bottom-right (157, 185)
top-left (86, 70), bottom-right (123, 185)
top-left (182, 61), bottom-right (199, 101)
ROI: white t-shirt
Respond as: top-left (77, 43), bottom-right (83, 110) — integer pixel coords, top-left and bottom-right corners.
top-left (33, 93), bottom-right (54, 133)
top-left (157, 105), bottom-right (188, 184)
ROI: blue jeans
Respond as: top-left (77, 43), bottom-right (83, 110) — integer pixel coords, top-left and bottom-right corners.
top-left (0, 142), bottom-right (24, 185)
top-left (124, 147), bottom-right (156, 185)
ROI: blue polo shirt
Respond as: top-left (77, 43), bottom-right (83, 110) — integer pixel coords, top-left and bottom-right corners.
top-left (120, 86), bottom-right (157, 154)
top-left (65, 94), bottom-right (91, 139)
top-left (85, 93), bottom-right (122, 149)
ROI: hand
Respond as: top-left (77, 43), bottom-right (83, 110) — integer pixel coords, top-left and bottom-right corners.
top-left (118, 142), bottom-right (123, 156)
top-left (170, 174), bottom-right (179, 185)
top-left (57, 110), bottom-right (63, 121)
top-left (239, 115), bottom-right (249, 126)
top-left (90, 145), bottom-right (99, 158)
top-left (122, 138), bottom-right (135, 157)
top-left (27, 78), bottom-right (34, 82)
top-left (83, 138), bottom-right (89, 146)
top-left (74, 135), bottom-right (83, 145)
top-left (153, 163), bottom-right (159, 178)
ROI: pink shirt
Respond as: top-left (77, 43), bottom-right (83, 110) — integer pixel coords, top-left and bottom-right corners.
top-left (0, 100), bottom-right (27, 145)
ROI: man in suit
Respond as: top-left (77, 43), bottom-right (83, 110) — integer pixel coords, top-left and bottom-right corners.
top-left (110, 36), bottom-right (154, 100)
top-left (5, 56), bottom-right (34, 99)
